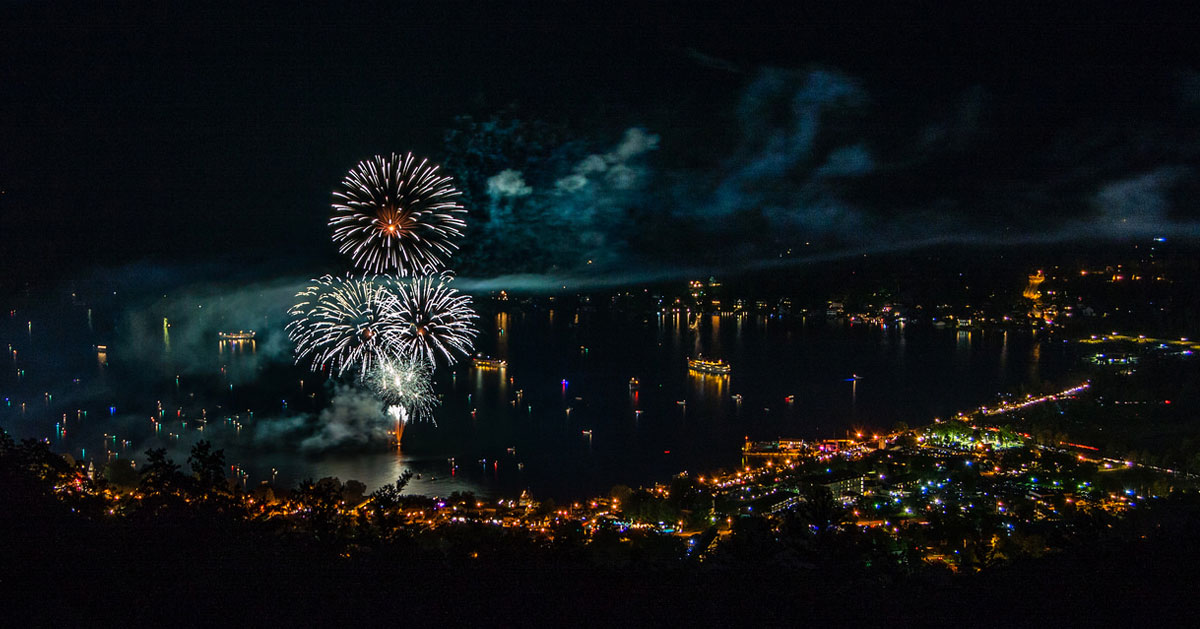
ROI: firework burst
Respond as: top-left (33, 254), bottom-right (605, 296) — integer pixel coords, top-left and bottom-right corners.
top-left (286, 275), bottom-right (404, 377)
top-left (390, 275), bottom-right (477, 365)
top-left (331, 153), bottom-right (466, 275)
top-left (366, 357), bottom-right (439, 424)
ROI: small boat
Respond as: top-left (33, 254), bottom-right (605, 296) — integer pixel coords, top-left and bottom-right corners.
top-left (732, 394), bottom-right (743, 403)
top-left (629, 377), bottom-right (640, 390)
top-left (581, 429), bottom-right (592, 436)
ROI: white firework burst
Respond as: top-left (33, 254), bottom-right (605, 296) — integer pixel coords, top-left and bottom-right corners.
top-left (366, 356), bottom-right (439, 424)
top-left (390, 275), bottom-right (477, 365)
top-left (330, 153), bottom-right (466, 275)
top-left (286, 275), bottom-right (404, 377)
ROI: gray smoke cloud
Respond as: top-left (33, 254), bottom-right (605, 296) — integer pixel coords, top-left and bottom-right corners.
top-left (486, 169), bottom-right (533, 198)
top-left (1091, 167), bottom-right (1192, 236)
top-left (710, 68), bottom-right (865, 219)
top-left (241, 386), bottom-right (391, 453)
top-left (305, 385), bottom-right (388, 451)
top-left (555, 127), bottom-right (659, 193)
top-left (111, 273), bottom-right (303, 382)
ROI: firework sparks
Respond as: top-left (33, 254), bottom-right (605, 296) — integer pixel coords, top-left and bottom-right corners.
top-left (331, 153), bottom-right (467, 275)
top-left (286, 275), bottom-right (404, 377)
top-left (390, 275), bottom-right (478, 365)
top-left (366, 356), bottom-right (439, 424)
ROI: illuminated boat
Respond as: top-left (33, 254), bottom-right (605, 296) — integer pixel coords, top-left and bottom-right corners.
top-left (218, 330), bottom-right (256, 340)
top-left (629, 377), bottom-right (639, 390)
top-left (472, 355), bottom-right (508, 369)
top-left (687, 356), bottom-right (731, 374)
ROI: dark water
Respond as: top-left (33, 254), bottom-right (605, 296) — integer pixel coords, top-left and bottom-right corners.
top-left (0, 302), bottom-right (1076, 501)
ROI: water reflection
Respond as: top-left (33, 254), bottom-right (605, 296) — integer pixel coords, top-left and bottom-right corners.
top-left (218, 339), bottom-right (257, 354)
top-left (495, 312), bottom-right (509, 359)
top-left (1029, 339), bottom-right (1041, 382)
top-left (999, 330), bottom-right (1009, 376)
top-left (688, 371), bottom-right (729, 401)
top-left (709, 315), bottom-right (721, 356)
top-left (955, 329), bottom-right (972, 366)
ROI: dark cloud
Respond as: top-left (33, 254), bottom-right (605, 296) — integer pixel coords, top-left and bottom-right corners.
top-left (440, 64), bottom-right (1200, 277)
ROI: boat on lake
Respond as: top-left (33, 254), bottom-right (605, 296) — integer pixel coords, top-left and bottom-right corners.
top-left (473, 355), bottom-right (508, 369)
top-left (687, 356), bottom-right (731, 374)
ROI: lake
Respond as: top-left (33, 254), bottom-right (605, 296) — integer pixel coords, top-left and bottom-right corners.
top-left (0, 299), bottom-right (1076, 500)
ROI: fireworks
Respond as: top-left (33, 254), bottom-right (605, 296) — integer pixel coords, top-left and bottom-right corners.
top-left (390, 275), bottom-right (478, 365)
top-left (366, 357), bottom-right (439, 424)
top-left (331, 153), bottom-right (466, 275)
top-left (286, 275), bottom-right (404, 377)
top-left (288, 150), bottom-right (478, 445)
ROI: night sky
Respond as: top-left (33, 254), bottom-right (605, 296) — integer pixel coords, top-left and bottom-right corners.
top-left (3, 3), bottom-right (1197, 287)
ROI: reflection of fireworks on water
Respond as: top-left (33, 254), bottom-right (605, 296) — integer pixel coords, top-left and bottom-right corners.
top-left (391, 276), bottom-right (477, 365)
top-left (331, 153), bottom-right (466, 275)
top-left (366, 357), bottom-right (438, 424)
top-left (386, 404), bottom-right (413, 445)
top-left (286, 275), bottom-right (403, 377)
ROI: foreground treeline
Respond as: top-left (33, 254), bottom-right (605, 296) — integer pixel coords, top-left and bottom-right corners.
top-left (5, 428), bottom-right (1200, 571)
top-left (0, 431), bottom-right (688, 566)
top-left (5, 428), bottom-right (1200, 624)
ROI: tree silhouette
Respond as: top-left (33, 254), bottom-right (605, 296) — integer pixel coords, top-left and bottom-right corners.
top-left (799, 486), bottom-right (850, 533)
top-left (369, 470), bottom-right (414, 531)
top-left (187, 440), bottom-right (227, 494)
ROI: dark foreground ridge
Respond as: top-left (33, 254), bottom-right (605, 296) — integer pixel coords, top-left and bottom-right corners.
top-left (3, 428), bottom-right (1199, 626)
top-left (6, 520), bottom-right (1200, 626)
